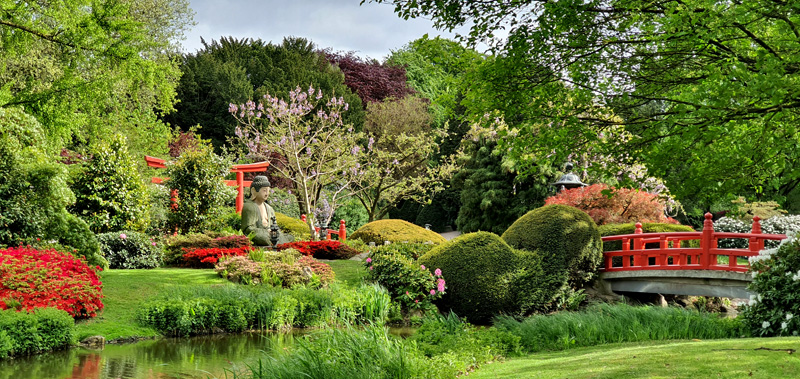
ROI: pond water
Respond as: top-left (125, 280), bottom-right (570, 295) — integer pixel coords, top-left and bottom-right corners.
top-left (0, 327), bottom-right (415, 379)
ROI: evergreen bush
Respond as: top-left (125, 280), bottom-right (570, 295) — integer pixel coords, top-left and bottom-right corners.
top-left (97, 231), bottom-right (163, 269)
top-left (0, 308), bottom-right (75, 358)
top-left (165, 144), bottom-right (232, 233)
top-left (419, 232), bottom-right (525, 323)
top-left (275, 212), bottom-right (312, 241)
top-left (502, 204), bottom-right (602, 286)
top-left (70, 136), bottom-right (150, 233)
top-left (351, 219), bottom-right (446, 245)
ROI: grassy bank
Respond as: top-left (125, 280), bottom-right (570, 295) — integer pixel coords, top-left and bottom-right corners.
top-left (470, 337), bottom-right (800, 378)
top-left (74, 261), bottom-right (367, 341)
top-left (74, 268), bottom-right (229, 341)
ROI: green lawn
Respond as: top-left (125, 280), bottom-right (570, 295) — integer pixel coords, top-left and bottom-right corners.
top-left (75, 261), bottom-right (367, 341)
top-left (471, 337), bottom-right (800, 379)
top-left (74, 268), bottom-right (229, 341)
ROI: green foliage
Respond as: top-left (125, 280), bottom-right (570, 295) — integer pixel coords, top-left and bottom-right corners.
top-left (275, 212), bottom-right (312, 241)
top-left (418, 232), bottom-right (523, 323)
top-left (0, 308), bottom-right (75, 358)
top-left (409, 313), bottom-right (522, 359)
top-left (502, 205), bottom-right (602, 286)
top-left (166, 36), bottom-right (364, 150)
top-left (97, 231), bottom-right (164, 269)
top-left (598, 223), bottom-right (697, 252)
top-left (741, 237), bottom-right (800, 337)
top-left (269, 188), bottom-right (301, 219)
top-left (351, 219), bottom-right (447, 245)
top-left (70, 136), bottom-right (150, 233)
top-left (165, 144), bottom-right (232, 233)
top-left (372, 242), bottom-right (435, 261)
top-left (494, 303), bottom-right (747, 353)
top-left (0, 107), bottom-right (104, 267)
top-left (1, 0), bottom-right (186, 157)
top-left (145, 183), bottom-right (172, 235)
top-left (452, 135), bottom-right (553, 235)
top-left (138, 283), bottom-right (390, 336)
top-left (331, 197), bottom-right (369, 234)
top-left (365, 247), bottom-right (444, 314)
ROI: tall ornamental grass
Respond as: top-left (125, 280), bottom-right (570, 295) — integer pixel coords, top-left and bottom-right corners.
top-left (139, 283), bottom-right (390, 336)
top-left (230, 326), bottom-right (467, 379)
top-left (494, 303), bottom-right (747, 352)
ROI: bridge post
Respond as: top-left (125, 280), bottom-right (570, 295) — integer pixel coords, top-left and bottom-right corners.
top-left (701, 213), bottom-right (714, 269)
top-left (633, 222), bottom-right (644, 267)
top-left (750, 216), bottom-right (763, 253)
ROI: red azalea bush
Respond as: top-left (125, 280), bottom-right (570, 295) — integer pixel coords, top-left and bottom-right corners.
top-left (276, 240), bottom-right (361, 260)
top-left (0, 246), bottom-right (103, 318)
top-left (545, 184), bottom-right (678, 226)
top-left (182, 246), bottom-right (254, 268)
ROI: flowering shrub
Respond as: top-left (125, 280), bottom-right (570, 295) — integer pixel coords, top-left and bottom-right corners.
top-left (545, 184), bottom-right (677, 225)
top-left (297, 256), bottom-right (335, 284)
top-left (277, 240), bottom-right (361, 259)
top-left (165, 233), bottom-right (252, 265)
top-left (215, 255), bottom-right (265, 285)
top-left (182, 246), bottom-right (254, 268)
top-left (740, 235), bottom-right (800, 336)
top-left (761, 215), bottom-right (800, 248)
top-left (97, 231), bottom-right (164, 269)
top-left (364, 250), bottom-right (444, 314)
top-left (712, 217), bottom-right (750, 249)
top-left (211, 235), bottom-right (252, 249)
top-left (0, 246), bottom-right (103, 318)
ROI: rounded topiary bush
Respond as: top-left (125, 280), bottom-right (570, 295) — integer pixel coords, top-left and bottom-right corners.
top-left (599, 223), bottom-right (697, 252)
top-left (276, 212), bottom-right (312, 241)
top-left (418, 232), bottom-right (522, 323)
top-left (502, 204), bottom-right (602, 285)
top-left (351, 219), bottom-right (447, 245)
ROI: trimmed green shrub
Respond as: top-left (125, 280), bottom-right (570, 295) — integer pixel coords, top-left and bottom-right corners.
top-left (372, 242), bottom-right (435, 260)
top-left (97, 231), bottom-right (163, 269)
top-left (418, 232), bottom-right (520, 323)
top-left (351, 219), bottom-right (447, 245)
top-left (418, 232), bottom-right (567, 323)
top-left (0, 307), bottom-right (75, 358)
top-left (276, 212), bottom-right (312, 241)
top-left (599, 223), bottom-right (697, 252)
top-left (44, 211), bottom-right (106, 268)
top-left (70, 136), bottom-right (150, 233)
top-left (502, 204), bottom-right (602, 285)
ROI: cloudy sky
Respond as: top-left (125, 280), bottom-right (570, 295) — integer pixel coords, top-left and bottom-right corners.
top-left (182, 0), bottom-right (468, 61)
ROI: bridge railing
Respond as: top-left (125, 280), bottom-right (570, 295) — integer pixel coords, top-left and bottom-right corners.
top-left (601, 213), bottom-right (786, 273)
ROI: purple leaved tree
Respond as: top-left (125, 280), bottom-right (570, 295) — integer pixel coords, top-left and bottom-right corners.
top-left (230, 85), bottom-right (368, 238)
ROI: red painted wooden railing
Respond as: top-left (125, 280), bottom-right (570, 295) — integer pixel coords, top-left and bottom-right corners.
top-left (601, 213), bottom-right (787, 273)
top-left (300, 215), bottom-right (347, 241)
top-left (145, 156), bottom-right (269, 213)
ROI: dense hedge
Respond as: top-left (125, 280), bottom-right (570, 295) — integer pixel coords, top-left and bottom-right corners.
top-left (599, 223), bottom-right (697, 252)
top-left (502, 205), bottom-right (602, 286)
top-left (419, 232), bottom-right (523, 323)
top-left (275, 212), bottom-right (312, 241)
top-left (351, 219), bottom-right (446, 245)
top-left (0, 308), bottom-right (75, 358)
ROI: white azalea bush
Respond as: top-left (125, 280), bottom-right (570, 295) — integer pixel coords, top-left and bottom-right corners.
top-left (761, 215), bottom-right (800, 248)
top-left (740, 234), bottom-right (800, 337)
top-left (713, 217), bottom-right (750, 249)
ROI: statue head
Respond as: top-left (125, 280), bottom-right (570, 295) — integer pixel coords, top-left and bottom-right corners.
top-left (249, 175), bottom-right (271, 201)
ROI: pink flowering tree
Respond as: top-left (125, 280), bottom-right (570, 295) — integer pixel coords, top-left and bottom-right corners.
top-left (230, 86), bottom-right (368, 237)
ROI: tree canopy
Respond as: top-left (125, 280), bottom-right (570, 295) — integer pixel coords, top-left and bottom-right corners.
top-left (371, 0), bottom-right (800, 208)
top-left (166, 37), bottom-right (365, 151)
top-left (1, 0), bottom-right (193, 156)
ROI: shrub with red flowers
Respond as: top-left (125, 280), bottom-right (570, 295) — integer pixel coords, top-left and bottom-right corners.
top-left (545, 184), bottom-right (678, 226)
top-left (276, 240), bottom-right (361, 260)
top-left (0, 246), bottom-right (103, 318)
top-left (182, 246), bottom-right (254, 268)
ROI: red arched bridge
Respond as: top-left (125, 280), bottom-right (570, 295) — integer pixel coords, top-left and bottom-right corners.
top-left (598, 213), bottom-right (787, 299)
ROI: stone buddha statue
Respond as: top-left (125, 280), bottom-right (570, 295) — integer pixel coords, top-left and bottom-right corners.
top-left (241, 175), bottom-right (293, 246)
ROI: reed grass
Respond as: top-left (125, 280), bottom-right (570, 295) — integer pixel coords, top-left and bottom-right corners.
top-left (494, 302), bottom-right (748, 352)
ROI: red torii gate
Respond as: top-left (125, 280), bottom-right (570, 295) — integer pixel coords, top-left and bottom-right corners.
top-left (144, 156), bottom-right (269, 213)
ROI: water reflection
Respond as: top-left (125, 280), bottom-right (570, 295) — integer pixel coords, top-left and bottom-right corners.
top-left (0, 331), bottom-right (301, 379)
